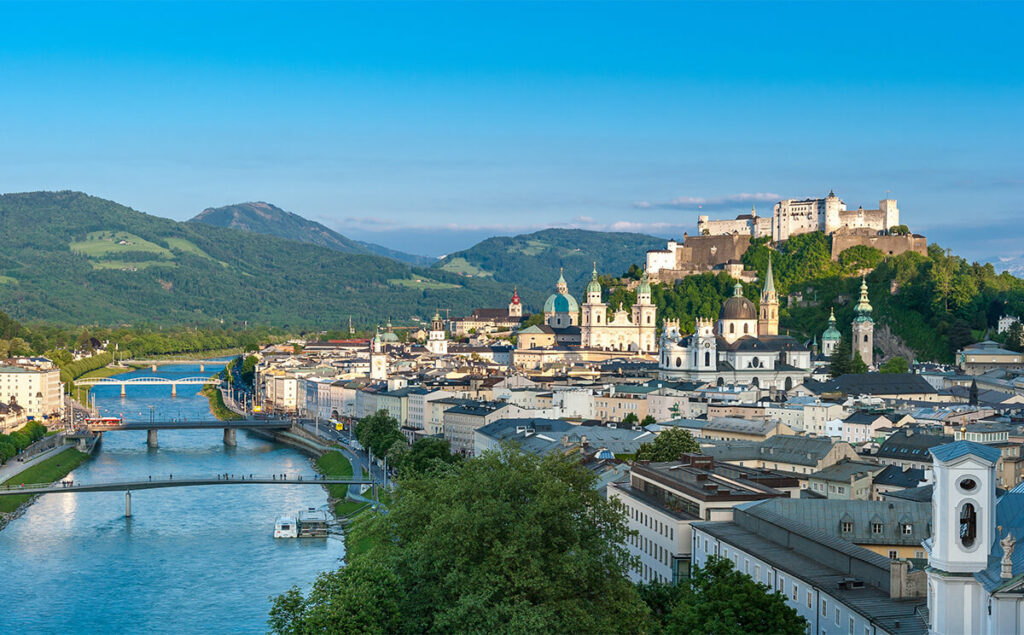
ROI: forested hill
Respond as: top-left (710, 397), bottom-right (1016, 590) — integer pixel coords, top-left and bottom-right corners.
top-left (189, 202), bottom-right (433, 266)
top-left (601, 231), bottom-right (1024, 363)
top-left (0, 191), bottom-right (510, 327)
top-left (434, 228), bottom-right (668, 292)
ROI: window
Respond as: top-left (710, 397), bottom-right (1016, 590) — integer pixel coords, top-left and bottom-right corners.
top-left (807, 591), bottom-right (813, 609)
top-left (872, 523), bottom-right (883, 534)
top-left (792, 583), bottom-right (798, 601)
top-left (755, 565), bottom-right (761, 580)
top-left (889, 550), bottom-right (898, 559)
top-left (822, 599), bottom-right (828, 617)
top-left (779, 576), bottom-right (785, 592)
top-left (902, 524), bottom-right (913, 535)
top-left (960, 503), bottom-right (977, 548)
top-left (841, 521), bottom-right (853, 532)
top-left (849, 617), bottom-right (855, 635)
top-left (836, 608), bottom-right (840, 626)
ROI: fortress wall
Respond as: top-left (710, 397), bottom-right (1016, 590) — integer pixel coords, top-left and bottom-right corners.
top-left (831, 232), bottom-right (927, 261)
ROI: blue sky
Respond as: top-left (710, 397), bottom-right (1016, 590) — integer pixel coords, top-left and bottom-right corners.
top-left (1, 1), bottom-right (1022, 262)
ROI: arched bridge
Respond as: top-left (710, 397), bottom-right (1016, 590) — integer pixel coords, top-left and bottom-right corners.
top-left (0, 474), bottom-right (376, 517)
top-left (75, 376), bottom-right (219, 396)
top-left (116, 359), bottom-right (230, 372)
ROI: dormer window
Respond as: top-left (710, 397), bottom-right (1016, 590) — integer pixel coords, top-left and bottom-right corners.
top-left (901, 523), bottom-right (913, 535)
top-left (841, 521), bottom-right (853, 532)
top-left (872, 523), bottom-right (884, 534)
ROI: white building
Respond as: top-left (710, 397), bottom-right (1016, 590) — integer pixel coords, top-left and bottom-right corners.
top-left (0, 363), bottom-right (62, 421)
top-left (998, 315), bottom-right (1020, 334)
top-left (922, 440), bottom-right (1024, 635)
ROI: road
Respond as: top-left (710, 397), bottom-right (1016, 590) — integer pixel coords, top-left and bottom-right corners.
top-left (298, 421), bottom-right (392, 493)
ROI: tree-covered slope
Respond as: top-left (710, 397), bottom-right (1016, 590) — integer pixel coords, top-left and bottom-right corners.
top-left (434, 228), bottom-right (667, 292)
top-left (0, 191), bottom-right (507, 327)
top-left (190, 201), bottom-right (432, 265)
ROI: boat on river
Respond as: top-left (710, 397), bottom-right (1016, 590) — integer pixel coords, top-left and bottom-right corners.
top-left (273, 515), bottom-right (297, 538)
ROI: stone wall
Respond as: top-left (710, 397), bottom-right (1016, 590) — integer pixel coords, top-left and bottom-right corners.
top-left (831, 229), bottom-right (927, 261)
top-left (650, 234), bottom-right (752, 284)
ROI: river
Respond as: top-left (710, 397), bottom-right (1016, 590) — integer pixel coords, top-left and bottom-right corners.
top-left (0, 361), bottom-right (344, 634)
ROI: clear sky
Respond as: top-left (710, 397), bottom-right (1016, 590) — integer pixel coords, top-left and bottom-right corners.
top-left (1, 1), bottom-right (1022, 262)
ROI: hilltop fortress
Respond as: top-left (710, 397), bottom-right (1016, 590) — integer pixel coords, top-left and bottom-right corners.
top-left (647, 191), bottom-right (926, 282)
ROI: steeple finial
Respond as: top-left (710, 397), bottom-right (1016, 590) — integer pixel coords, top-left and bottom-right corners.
top-left (733, 281), bottom-right (743, 297)
top-left (762, 253), bottom-right (776, 298)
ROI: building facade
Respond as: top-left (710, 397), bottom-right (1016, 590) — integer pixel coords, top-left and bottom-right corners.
top-left (579, 266), bottom-right (657, 353)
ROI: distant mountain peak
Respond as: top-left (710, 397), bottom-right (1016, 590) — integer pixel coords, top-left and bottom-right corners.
top-left (189, 202), bottom-right (432, 265)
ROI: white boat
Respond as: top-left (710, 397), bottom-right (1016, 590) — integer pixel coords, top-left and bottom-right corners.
top-left (273, 515), bottom-right (298, 539)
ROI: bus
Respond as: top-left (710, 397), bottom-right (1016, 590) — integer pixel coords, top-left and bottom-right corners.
top-left (83, 417), bottom-right (124, 428)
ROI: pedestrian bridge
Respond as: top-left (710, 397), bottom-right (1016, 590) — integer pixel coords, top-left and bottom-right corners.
top-left (81, 419), bottom-right (293, 448)
top-left (0, 475), bottom-right (376, 517)
top-left (114, 359), bottom-right (230, 372)
top-left (75, 376), bottom-right (219, 397)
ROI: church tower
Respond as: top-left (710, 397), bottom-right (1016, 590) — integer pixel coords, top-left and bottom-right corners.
top-left (426, 310), bottom-right (448, 355)
top-left (632, 270), bottom-right (657, 352)
top-left (370, 327), bottom-right (387, 380)
top-left (821, 307), bottom-right (841, 357)
top-left (926, 441), bottom-right (1001, 634)
top-left (851, 276), bottom-right (874, 366)
top-left (690, 317), bottom-right (717, 371)
top-left (758, 254), bottom-right (779, 336)
top-left (581, 264), bottom-right (606, 348)
top-left (508, 287), bottom-right (522, 318)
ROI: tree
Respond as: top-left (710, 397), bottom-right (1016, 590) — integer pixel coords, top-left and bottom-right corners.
top-left (270, 448), bottom-right (650, 634)
top-left (641, 414), bottom-right (657, 426)
top-left (401, 437), bottom-right (461, 476)
top-left (1007, 322), bottom-right (1024, 353)
top-left (850, 351), bottom-right (869, 374)
top-left (879, 356), bottom-right (909, 374)
top-left (890, 224), bottom-right (910, 235)
top-left (354, 410), bottom-right (404, 458)
top-left (828, 334), bottom-right (853, 378)
top-left (623, 412), bottom-right (639, 425)
top-left (661, 556), bottom-right (806, 635)
top-left (635, 428), bottom-right (700, 462)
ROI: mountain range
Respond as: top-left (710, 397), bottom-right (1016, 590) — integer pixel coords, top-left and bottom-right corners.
top-left (190, 202), bottom-right (434, 266)
top-left (0, 191), bottom-right (664, 327)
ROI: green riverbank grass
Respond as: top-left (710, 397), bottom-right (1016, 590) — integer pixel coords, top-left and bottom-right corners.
top-left (0, 449), bottom-right (92, 513)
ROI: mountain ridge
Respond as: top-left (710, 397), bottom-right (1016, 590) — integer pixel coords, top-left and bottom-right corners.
top-left (190, 201), bottom-right (433, 266)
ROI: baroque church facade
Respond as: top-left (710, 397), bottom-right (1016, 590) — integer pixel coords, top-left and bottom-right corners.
top-left (657, 258), bottom-right (812, 389)
top-left (579, 266), bottom-right (657, 353)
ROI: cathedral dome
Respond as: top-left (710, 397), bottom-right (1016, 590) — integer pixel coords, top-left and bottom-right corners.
top-left (544, 291), bottom-right (579, 314)
top-left (719, 283), bottom-right (756, 321)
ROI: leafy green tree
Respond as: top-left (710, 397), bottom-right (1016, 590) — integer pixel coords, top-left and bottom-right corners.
top-left (828, 334), bottom-right (853, 378)
top-left (889, 225), bottom-right (910, 235)
top-left (850, 351), bottom-right (869, 374)
top-left (1007, 322), bottom-right (1024, 353)
top-left (641, 414), bottom-right (657, 425)
top-left (879, 356), bottom-right (909, 374)
top-left (635, 428), bottom-right (700, 461)
top-left (354, 410), bottom-right (404, 459)
top-left (661, 556), bottom-right (806, 635)
top-left (401, 437), bottom-right (461, 476)
top-left (623, 412), bottom-right (639, 425)
top-left (270, 448), bottom-right (649, 634)
top-left (838, 245), bottom-right (884, 272)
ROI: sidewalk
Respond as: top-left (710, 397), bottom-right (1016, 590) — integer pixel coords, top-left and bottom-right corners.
top-left (0, 443), bottom-right (74, 484)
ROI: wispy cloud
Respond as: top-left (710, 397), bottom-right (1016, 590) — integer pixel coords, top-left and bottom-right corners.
top-left (337, 215), bottom-right (692, 237)
top-left (634, 192), bottom-right (781, 211)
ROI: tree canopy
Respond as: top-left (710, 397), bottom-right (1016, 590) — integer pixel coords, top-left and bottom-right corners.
top-left (270, 448), bottom-right (649, 634)
top-left (879, 356), bottom-right (909, 373)
top-left (353, 410), bottom-right (404, 459)
top-left (635, 428), bottom-right (700, 462)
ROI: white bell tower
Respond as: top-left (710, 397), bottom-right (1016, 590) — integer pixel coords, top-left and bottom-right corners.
top-left (926, 440), bottom-right (1001, 635)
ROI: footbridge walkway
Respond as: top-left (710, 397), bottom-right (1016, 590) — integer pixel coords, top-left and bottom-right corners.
top-left (0, 474), bottom-right (375, 517)
top-left (78, 419), bottom-right (293, 448)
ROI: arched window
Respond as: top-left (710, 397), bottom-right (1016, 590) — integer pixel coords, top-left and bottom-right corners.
top-left (785, 377), bottom-right (793, 391)
top-left (676, 357), bottom-right (683, 368)
top-left (743, 323), bottom-right (749, 334)
top-left (960, 503), bottom-right (977, 548)
top-left (717, 377), bottom-right (724, 387)
top-left (751, 377), bottom-right (759, 388)
top-left (704, 351), bottom-right (711, 367)
top-left (730, 323), bottom-right (735, 334)
top-left (864, 334), bottom-right (868, 342)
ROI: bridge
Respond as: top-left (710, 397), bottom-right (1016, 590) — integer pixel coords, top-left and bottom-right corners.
top-left (0, 474), bottom-right (376, 517)
top-left (75, 376), bottom-right (219, 397)
top-left (116, 359), bottom-right (230, 372)
top-left (81, 418), bottom-right (293, 448)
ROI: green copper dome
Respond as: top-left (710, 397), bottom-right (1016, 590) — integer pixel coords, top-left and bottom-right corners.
top-left (545, 269), bottom-right (579, 314)
top-left (637, 270), bottom-right (651, 296)
top-left (822, 307), bottom-right (841, 341)
top-left (586, 263), bottom-right (602, 296)
top-left (854, 277), bottom-right (874, 323)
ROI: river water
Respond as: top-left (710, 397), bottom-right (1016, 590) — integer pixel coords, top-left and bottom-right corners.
top-left (0, 361), bottom-right (343, 634)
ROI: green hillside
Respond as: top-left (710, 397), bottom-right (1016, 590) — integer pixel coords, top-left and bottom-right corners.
top-left (0, 191), bottom-right (507, 327)
top-left (434, 228), bottom-right (667, 292)
top-left (190, 201), bottom-right (433, 266)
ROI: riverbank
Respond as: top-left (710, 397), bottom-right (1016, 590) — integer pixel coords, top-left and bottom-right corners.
top-left (202, 385), bottom-right (243, 421)
top-left (0, 447), bottom-right (92, 529)
top-left (312, 451), bottom-right (371, 519)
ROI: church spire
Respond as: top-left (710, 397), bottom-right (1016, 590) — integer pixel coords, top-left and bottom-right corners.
top-left (761, 254), bottom-right (777, 300)
top-left (758, 254), bottom-right (779, 336)
top-left (855, 276), bottom-right (873, 320)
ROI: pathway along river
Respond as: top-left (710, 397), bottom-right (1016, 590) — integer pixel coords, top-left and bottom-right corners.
top-left (0, 361), bottom-right (343, 634)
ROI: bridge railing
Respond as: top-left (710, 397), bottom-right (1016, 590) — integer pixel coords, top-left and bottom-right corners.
top-left (0, 473), bottom-right (369, 490)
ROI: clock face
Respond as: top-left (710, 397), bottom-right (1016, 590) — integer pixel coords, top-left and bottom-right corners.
top-left (704, 341), bottom-right (711, 349)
